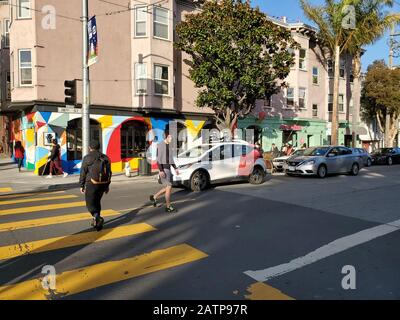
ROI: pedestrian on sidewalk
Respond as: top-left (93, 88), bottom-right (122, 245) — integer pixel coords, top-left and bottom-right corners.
top-left (14, 141), bottom-right (24, 172)
top-left (150, 131), bottom-right (179, 213)
top-left (80, 140), bottom-right (112, 231)
top-left (46, 139), bottom-right (68, 178)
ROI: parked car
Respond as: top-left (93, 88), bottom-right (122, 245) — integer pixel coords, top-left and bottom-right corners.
top-left (273, 149), bottom-right (305, 172)
top-left (285, 146), bottom-right (363, 178)
top-left (371, 147), bottom-right (400, 165)
top-left (351, 148), bottom-right (372, 167)
top-left (173, 141), bottom-right (269, 191)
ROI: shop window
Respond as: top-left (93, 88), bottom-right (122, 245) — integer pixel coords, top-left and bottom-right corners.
top-left (121, 120), bottom-right (148, 158)
top-left (66, 118), bottom-right (101, 160)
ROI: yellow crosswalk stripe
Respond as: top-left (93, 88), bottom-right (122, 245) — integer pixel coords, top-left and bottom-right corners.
top-left (0, 188), bottom-right (12, 193)
top-left (245, 282), bottom-right (294, 300)
top-left (0, 244), bottom-right (208, 300)
top-left (0, 210), bottom-right (121, 233)
top-left (0, 201), bottom-right (86, 217)
top-left (0, 191), bottom-right (65, 200)
top-left (0, 224), bottom-right (157, 260)
top-left (0, 195), bottom-right (78, 206)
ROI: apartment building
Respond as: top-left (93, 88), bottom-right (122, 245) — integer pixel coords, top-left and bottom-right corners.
top-left (238, 17), bottom-right (363, 151)
top-left (0, 0), bottom-right (10, 157)
top-left (3, 0), bottom-right (212, 174)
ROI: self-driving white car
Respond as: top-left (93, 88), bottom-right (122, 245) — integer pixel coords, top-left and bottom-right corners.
top-left (173, 141), bottom-right (268, 191)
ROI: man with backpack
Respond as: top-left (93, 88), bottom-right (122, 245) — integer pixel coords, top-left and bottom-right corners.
top-left (79, 140), bottom-right (112, 231)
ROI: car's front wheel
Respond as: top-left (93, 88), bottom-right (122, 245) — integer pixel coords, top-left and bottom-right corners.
top-left (367, 158), bottom-right (372, 167)
top-left (317, 165), bottom-right (327, 179)
top-left (387, 157), bottom-right (393, 166)
top-left (249, 166), bottom-right (266, 185)
top-left (190, 170), bottom-right (209, 192)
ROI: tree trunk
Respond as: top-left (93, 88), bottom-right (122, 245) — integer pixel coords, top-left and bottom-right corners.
top-left (331, 45), bottom-right (340, 145)
top-left (352, 52), bottom-right (362, 148)
top-left (385, 111), bottom-right (391, 147)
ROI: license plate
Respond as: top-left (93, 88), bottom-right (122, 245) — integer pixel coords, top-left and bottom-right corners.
top-left (288, 166), bottom-right (295, 171)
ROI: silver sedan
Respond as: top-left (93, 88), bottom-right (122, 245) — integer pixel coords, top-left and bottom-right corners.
top-left (285, 146), bottom-right (363, 178)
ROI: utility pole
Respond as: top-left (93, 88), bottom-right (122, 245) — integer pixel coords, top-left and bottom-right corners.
top-left (82, 0), bottom-right (90, 157)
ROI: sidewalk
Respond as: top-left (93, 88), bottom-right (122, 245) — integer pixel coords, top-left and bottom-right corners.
top-left (0, 158), bottom-right (158, 194)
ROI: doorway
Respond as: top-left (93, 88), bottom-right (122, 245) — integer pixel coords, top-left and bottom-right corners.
top-left (66, 118), bottom-right (101, 160)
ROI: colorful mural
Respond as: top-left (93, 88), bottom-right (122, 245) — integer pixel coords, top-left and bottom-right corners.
top-left (12, 111), bottom-right (206, 175)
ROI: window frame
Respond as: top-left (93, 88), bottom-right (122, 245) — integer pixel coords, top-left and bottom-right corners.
top-left (135, 62), bottom-right (147, 95)
top-left (18, 49), bottom-right (33, 87)
top-left (286, 87), bottom-right (294, 108)
top-left (312, 104), bottom-right (318, 117)
top-left (298, 87), bottom-right (307, 109)
top-left (339, 94), bottom-right (344, 112)
top-left (3, 18), bottom-right (10, 48)
top-left (17, 0), bottom-right (31, 20)
top-left (134, 5), bottom-right (147, 38)
top-left (299, 49), bottom-right (307, 71)
top-left (154, 64), bottom-right (169, 96)
top-left (339, 59), bottom-right (346, 78)
top-left (312, 66), bottom-right (319, 85)
top-left (153, 6), bottom-right (169, 41)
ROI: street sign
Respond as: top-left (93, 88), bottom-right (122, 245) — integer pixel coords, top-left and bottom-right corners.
top-left (58, 107), bottom-right (81, 114)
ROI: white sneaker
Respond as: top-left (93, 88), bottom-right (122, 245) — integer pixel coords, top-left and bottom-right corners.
top-left (46, 175), bottom-right (53, 179)
top-left (63, 172), bottom-right (69, 178)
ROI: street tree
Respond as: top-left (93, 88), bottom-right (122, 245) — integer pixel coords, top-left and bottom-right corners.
top-left (175, 0), bottom-right (298, 131)
top-left (301, 0), bottom-right (397, 146)
top-left (361, 60), bottom-right (400, 147)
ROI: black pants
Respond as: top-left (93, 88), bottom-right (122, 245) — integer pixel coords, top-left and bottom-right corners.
top-left (17, 158), bottom-right (23, 169)
top-left (85, 183), bottom-right (107, 217)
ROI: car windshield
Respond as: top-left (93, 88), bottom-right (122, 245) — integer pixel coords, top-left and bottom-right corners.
top-left (178, 145), bottom-right (211, 158)
top-left (303, 147), bottom-right (329, 156)
top-left (292, 149), bottom-right (305, 157)
top-left (373, 148), bottom-right (393, 154)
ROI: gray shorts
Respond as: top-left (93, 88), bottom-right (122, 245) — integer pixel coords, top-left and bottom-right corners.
top-left (160, 168), bottom-right (173, 186)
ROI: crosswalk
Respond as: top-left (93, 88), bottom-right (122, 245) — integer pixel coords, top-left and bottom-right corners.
top-left (0, 189), bottom-right (208, 300)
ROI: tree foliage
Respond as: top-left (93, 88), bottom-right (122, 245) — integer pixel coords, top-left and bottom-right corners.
top-left (361, 60), bottom-right (400, 146)
top-left (175, 0), bottom-right (298, 130)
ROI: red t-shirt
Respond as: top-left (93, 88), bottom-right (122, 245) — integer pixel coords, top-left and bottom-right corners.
top-left (15, 147), bottom-right (24, 159)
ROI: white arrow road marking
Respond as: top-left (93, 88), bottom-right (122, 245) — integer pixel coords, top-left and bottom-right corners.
top-left (244, 219), bottom-right (400, 282)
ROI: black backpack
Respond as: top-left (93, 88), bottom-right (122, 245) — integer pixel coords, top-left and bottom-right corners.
top-left (90, 154), bottom-right (112, 185)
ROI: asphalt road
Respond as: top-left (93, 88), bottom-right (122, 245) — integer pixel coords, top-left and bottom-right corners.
top-left (0, 164), bottom-right (399, 300)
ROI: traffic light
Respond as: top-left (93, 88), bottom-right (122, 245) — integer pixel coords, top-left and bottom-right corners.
top-left (64, 80), bottom-right (77, 106)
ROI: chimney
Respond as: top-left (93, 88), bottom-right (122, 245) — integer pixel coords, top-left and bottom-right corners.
top-left (282, 16), bottom-right (287, 23)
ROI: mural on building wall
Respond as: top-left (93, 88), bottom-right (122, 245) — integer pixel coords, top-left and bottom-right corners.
top-left (13, 111), bottom-right (205, 175)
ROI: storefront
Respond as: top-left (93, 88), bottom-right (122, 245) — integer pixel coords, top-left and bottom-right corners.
top-left (10, 107), bottom-right (207, 175)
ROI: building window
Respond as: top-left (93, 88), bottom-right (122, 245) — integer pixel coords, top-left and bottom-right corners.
top-left (17, 0), bottom-right (31, 19)
top-left (3, 19), bottom-right (10, 48)
top-left (154, 64), bottom-right (168, 95)
top-left (328, 94), bottom-right (344, 112)
top-left (312, 67), bottom-right (319, 84)
top-left (6, 71), bottom-right (10, 100)
top-left (340, 59), bottom-right (345, 78)
top-left (153, 7), bottom-right (168, 40)
top-left (312, 104), bottom-right (318, 117)
top-left (19, 49), bottom-right (32, 86)
top-left (350, 71), bottom-right (354, 83)
top-left (328, 60), bottom-right (334, 78)
top-left (286, 87), bottom-right (294, 107)
top-left (328, 94), bottom-right (333, 112)
top-left (339, 94), bottom-right (344, 112)
top-left (135, 6), bottom-right (147, 37)
top-left (299, 88), bottom-right (306, 109)
top-left (299, 49), bottom-right (306, 70)
top-left (135, 63), bottom-right (147, 95)
top-left (67, 119), bottom-right (101, 160)
top-left (288, 48), bottom-right (296, 68)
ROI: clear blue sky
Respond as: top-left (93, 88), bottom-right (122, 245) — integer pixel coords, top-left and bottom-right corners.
top-left (252, 0), bottom-right (400, 71)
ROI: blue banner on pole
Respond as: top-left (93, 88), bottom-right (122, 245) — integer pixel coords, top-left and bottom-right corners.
top-left (88, 16), bottom-right (98, 66)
